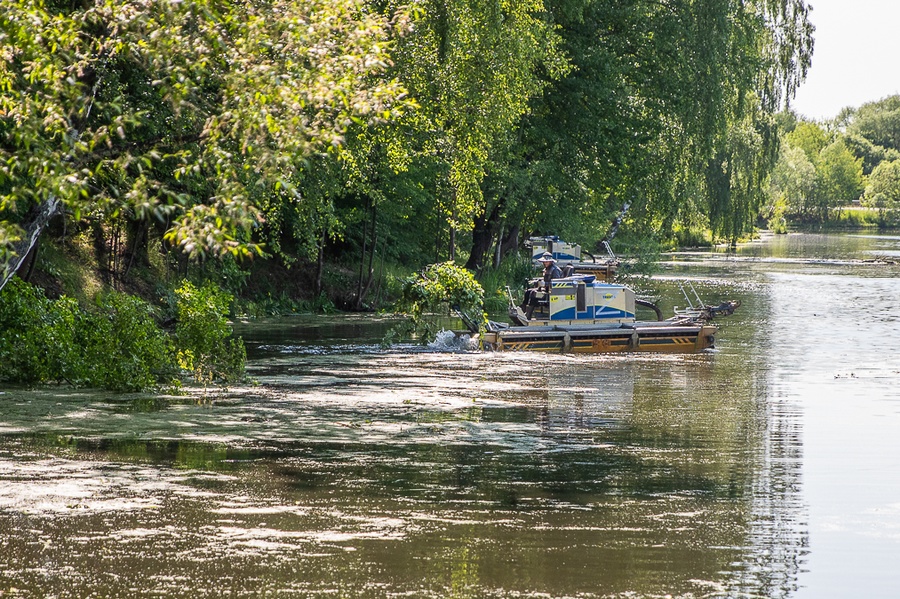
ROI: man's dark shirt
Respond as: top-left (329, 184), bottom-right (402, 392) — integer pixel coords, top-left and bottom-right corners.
top-left (543, 264), bottom-right (562, 289)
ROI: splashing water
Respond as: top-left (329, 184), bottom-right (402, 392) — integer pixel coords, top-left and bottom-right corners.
top-left (427, 329), bottom-right (479, 352)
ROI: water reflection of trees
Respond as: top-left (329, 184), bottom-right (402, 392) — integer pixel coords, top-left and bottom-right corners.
top-left (522, 280), bottom-right (807, 597)
top-left (729, 282), bottom-right (809, 598)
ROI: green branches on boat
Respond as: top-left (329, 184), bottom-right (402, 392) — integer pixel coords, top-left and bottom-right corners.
top-left (387, 262), bottom-right (486, 344)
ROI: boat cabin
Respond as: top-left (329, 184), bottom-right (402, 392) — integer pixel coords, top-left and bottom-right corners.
top-left (527, 236), bottom-right (582, 263)
top-left (520, 275), bottom-right (636, 326)
top-left (526, 235), bottom-right (618, 282)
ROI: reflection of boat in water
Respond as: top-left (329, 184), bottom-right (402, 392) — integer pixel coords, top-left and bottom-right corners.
top-left (459, 236), bottom-right (740, 354)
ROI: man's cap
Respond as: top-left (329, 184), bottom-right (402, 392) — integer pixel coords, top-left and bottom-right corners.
top-left (538, 252), bottom-right (556, 263)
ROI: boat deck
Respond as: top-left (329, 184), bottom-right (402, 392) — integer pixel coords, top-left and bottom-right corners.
top-left (481, 321), bottom-right (717, 353)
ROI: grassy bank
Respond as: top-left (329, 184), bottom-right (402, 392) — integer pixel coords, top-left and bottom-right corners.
top-left (23, 231), bottom-right (381, 318)
top-left (782, 207), bottom-right (898, 231)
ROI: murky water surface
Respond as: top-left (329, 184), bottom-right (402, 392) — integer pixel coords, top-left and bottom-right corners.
top-left (2, 232), bottom-right (900, 598)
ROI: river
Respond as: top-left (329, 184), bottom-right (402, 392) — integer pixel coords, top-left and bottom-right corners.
top-left (1, 232), bottom-right (899, 598)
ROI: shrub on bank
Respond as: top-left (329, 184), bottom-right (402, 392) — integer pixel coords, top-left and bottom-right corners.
top-left (173, 281), bottom-right (245, 385)
top-left (85, 292), bottom-right (177, 391)
top-left (0, 278), bottom-right (244, 391)
top-left (0, 278), bottom-right (68, 384)
top-left (0, 279), bottom-right (174, 390)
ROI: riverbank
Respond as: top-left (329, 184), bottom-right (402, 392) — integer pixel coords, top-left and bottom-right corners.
top-left (18, 221), bottom-right (900, 323)
top-left (22, 232), bottom-right (371, 317)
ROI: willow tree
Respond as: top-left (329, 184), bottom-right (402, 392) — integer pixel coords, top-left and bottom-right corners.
top-left (0, 0), bottom-right (410, 290)
top-left (692, 1), bottom-right (811, 243)
top-left (388, 0), bottom-right (569, 261)
top-left (463, 0), bottom-right (814, 263)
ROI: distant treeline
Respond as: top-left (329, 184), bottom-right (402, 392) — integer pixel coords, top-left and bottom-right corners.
top-left (765, 96), bottom-right (900, 231)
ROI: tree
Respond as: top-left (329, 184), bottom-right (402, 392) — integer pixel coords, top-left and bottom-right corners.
top-left (708, 110), bottom-right (780, 244)
top-left (814, 140), bottom-right (863, 220)
top-left (0, 0), bottom-right (411, 289)
top-left (389, 0), bottom-right (569, 261)
top-left (843, 132), bottom-right (900, 175)
top-left (842, 95), bottom-right (900, 175)
top-left (1, 0), bottom-right (819, 299)
top-left (848, 95), bottom-right (900, 152)
top-left (862, 159), bottom-right (900, 223)
top-left (470, 0), bottom-right (815, 257)
top-left (768, 144), bottom-right (817, 219)
top-left (785, 121), bottom-right (829, 164)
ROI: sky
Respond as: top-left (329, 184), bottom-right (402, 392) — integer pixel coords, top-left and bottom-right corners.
top-left (789, 0), bottom-right (900, 121)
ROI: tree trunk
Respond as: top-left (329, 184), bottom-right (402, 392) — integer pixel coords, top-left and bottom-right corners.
top-left (1, 196), bottom-right (62, 292)
top-left (373, 238), bottom-right (387, 308)
top-left (449, 218), bottom-right (456, 262)
top-left (19, 236), bottom-right (40, 282)
top-left (123, 218), bottom-right (150, 276)
top-left (435, 209), bottom-right (444, 263)
top-left (315, 227), bottom-right (325, 297)
top-left (355, 200), bottom-right (378, 311)
top-left (363, 207), bottom-right (378, 296)
top-left (464, 207), bottom-right (497, 272)
top-left (356, 241), bottom-right (377, 310)
top-left (356, 199), bottom-right (370, 309)
top-left (464, 201), bottom-right (504, 272)
top-left (498, 224), bottom-right (520, 261)
top-left (500, 225), bottom-right (519, 259)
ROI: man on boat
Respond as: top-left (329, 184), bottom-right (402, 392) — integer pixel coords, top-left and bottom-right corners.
top-left (522, 252), bottom-right (563, 319)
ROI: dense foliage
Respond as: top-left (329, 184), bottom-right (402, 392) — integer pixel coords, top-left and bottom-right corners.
top-left (174, 280), bottom-right (245, 385)
top-left (0, 278), bottom-right (173, 390)
top-left (769, 95), bottom-right (900, 227)
top-left (0, 277), bottom-right (243, 391)
top-left (0, 0), bottom-right (410, 288)
top-left (1, 0), bottom-right (815, 290)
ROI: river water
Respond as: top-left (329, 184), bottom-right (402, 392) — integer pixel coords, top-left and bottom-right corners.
top-left (1, 232), bottom-right (899, 598)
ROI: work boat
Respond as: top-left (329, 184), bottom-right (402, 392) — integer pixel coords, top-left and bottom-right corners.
top-left (458, 275), bottom-right (740, 354)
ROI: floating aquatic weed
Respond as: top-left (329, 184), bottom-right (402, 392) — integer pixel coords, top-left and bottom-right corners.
top-left (255, 343), bottom-right (406, 356)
